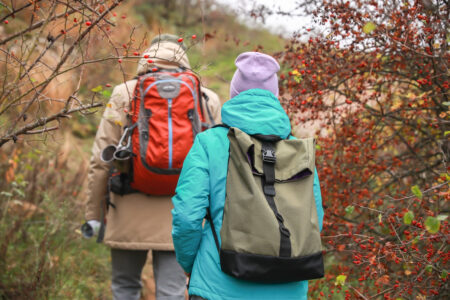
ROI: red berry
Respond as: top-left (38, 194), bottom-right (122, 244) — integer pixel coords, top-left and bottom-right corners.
top-left (60, 30), bottom-right (66, 34)
top-left (144, 54), bottom-right (149, 58)
top-left (118, 59), bottom-right (122, 63)
top-left (152, 67), bottom-right (158, 72)
top-left (191, 35), bottom-right (197, 39)
top-left (74, 18), bottom-right (77, 23)
top-left (4, 20), bottom-right (9, 24)
top-left (85, 21), bottom-right (92, 26)
top-left (121, 15), bottom-right (126, 19)
top-left (105, 84), bottom-right (112, 87)
top-left (177, 38), bottom-right (184, 43)
top-left (147, 59), bottom-right (153, 63)
top-left (122, 44), bottom-right (127, 49)
top-left (133, 52), bottom-right (139, 56)
top-left (345, 99), bottom-right (352, 104)
top-left (113, 12), bottom-right (117, 17)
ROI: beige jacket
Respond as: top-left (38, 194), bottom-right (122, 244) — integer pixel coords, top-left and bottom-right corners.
top-left (85, 41), bottom-right (221, 250)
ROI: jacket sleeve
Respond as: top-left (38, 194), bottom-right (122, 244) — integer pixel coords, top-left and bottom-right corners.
top-left (84, 84), bottom-right (130, 221)
top-left (172, 135), bottom-right (210, 273)
top-left (313, 167), bottom-right (324, 232)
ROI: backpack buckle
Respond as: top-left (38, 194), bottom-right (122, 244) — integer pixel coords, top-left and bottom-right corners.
top-left (262, 148), bottom-right (276, 164)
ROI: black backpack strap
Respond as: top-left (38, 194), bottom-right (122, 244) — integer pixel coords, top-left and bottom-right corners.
top-left (260, 140), bottom-right (292, 257)
top-left (212, 123), bottom-right (230, 129)
top-left (206, 208), bottom-right (220, 253)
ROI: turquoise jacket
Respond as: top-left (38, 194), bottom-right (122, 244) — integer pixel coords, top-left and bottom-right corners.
top-left (172, 89), bottom-right (324, 300)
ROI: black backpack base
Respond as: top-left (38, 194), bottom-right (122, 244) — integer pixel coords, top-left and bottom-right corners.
top-left (220, 249), bottom-right (324, 283)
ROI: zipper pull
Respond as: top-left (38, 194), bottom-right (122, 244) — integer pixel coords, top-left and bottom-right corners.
top-left (168, 100), bottom-right (172, 114)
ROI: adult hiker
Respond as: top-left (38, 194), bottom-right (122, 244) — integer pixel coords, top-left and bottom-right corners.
top-left (172, 52), bottom-right (324, 300)
top-left (83, 34), bottom-right (221, 300)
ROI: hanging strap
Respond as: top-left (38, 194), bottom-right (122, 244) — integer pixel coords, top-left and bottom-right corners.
top-left (260, 142), bottom-right (291, 257)
top-left (206, 208), bottom-right (220, 252)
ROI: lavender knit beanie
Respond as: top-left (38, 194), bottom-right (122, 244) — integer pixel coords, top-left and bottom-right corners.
top-left (230, 52), bottom-right (280, 98)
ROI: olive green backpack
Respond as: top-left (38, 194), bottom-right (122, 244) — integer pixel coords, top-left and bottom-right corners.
top-left (207, 126), bottom-right (324, 283)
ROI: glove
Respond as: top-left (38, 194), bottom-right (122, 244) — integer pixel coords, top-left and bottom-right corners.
top-left (81, 220), bottom-right (101, 239)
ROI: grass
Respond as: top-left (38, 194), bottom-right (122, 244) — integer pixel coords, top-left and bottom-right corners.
top-left (0, 138), bottom-right (111, 300)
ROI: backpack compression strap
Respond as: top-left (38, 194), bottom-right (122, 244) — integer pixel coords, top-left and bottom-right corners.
top-left (260, 139), bottom-right (292, 257)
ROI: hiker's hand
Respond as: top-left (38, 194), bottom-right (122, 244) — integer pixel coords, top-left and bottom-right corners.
top-left (81, 220), bottom-right (101, 238)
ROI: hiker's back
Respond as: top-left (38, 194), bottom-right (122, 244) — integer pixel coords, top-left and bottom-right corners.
top-left (172, 88), bottom-right (324, 300)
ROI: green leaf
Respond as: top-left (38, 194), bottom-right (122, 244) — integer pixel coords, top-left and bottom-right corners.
top-left (425, 265), bottom-right (433, 273)
top-left (91, 85), bottom-right (103, 93)
top-left (315, 144), bottom-right (321, 150)
top-left (411, 185), bottom-right (423, 199)
top-left (441, 270), bottom-right (448, 280)
top-left (425, 216), bottom-right (440, 234)
top-left (345, 205), bottom-right (354, 215)
top-left (13, 188), bottom-right (25, 198)
top-left (445, 131), bottom-right (450, 136)
top-left (0, 191), bottom-right (13, 197)
top-left (378, 213), bottom-right (382, 223)
top-left (443, 101), bottom-right (450, 106)
top-left (363, 22), bottom-right (377, 34)
top-left (335, 274), bottom-right (347, 286)
top-left (101, 90), bottom-right (112, 98)
top-left (437, 215), bottom-right (448, 221)
top-left (403, 211), bottom-right (414, 225)
top-left (412, 236), bottom-right (420, 244)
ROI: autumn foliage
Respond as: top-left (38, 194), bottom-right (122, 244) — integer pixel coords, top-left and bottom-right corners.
top-left (277, 0), bottom-right (449, 298)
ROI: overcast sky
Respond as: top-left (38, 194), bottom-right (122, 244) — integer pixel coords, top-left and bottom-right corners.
top-left (214, 0), bottom-right (311, 35)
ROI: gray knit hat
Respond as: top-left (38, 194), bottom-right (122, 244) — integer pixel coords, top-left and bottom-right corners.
top-left (150, 34), bottom-right (186, 50)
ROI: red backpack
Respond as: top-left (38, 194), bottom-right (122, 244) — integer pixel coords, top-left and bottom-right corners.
top-left (109, 69), bottom-right (212, 196)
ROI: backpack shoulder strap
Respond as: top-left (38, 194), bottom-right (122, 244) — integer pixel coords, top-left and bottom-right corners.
top-left (212, 123), bottom-right (230, 129)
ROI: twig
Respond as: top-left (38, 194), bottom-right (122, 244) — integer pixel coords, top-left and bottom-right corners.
top-left (0, 9), bottom-right (77, 46)
top-left (0, 102), bottom-right (102, 147)
top-left (26, 126), bottom-right (59, 135)
top-left (0, 0), bottom-right (44, 23)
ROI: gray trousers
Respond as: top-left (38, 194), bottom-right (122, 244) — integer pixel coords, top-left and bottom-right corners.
top-left (111, 249), bottom-right (186, 300)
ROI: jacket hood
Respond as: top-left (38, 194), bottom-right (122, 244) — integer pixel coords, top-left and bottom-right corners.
top-left (221, 88), bottom-right (291, 138)
top-left (136, 41), bottom-right (191, 75)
